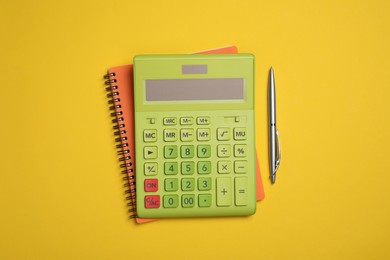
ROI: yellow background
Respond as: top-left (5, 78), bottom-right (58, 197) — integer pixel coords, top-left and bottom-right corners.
top-left (1, 0), bottom-right (389, 259)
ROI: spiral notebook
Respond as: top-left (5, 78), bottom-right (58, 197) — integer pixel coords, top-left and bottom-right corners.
top-left (104, 46), bottom-right (265, 223)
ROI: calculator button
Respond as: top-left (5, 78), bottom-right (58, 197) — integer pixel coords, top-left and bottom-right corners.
top-left (197, 161), bottom-right (211, 174)
top-left (181, 145), bottom-right (195, 158)
top-left (234, 160), bottom-right (248, 173)
top-left (181, 161), bottom-right (195, 175)
top-left (180, 117), bottom-right (194, 125)
top-left (197, 128), bottom-right (211, 141)
top-left (198, 177), bottom-right (212, 191)
top-left (197, 145), bottom-right (211, 158)
top-left (164, 178), bottom-right (178, 191)
top-left (164, 162), bottom-right (178, 175)
top-left (217, 144), bottom-right (231, 157)
top-left (163, 117), bottom-right (177, 125)
top-left (197, 116), bottom-right (210, 125)
top-left (163, 195), bottom-right (179, 208)
top-left (218, 161), bottom-right (232, 174)
top-left (216, 177), bottom-right (232, 206)
top-left (144, 146), bottom-right (158, 159)
top-left (144, 162), bottom-right (158, 176)
top-left (234, 177), bottom-right (248, 206)
top-left (180, 128), bottom-right (194, 141)
top-left (164, 145), bottom-right (178, 159)
top-left (234, 144), bottom-right (247, 157)
top-left (143, 129), bottom-right (157, 142)
top-left (181, 178), bottom-right (195, 191)
top-left (234, 128), bottom-right (247, 140)
top-left (182, 194), bottom-right (195, 208)
top-left (144, 179), bottom-right (158, 192)
top-left (198, 194), bottom-right (212, 207)
top-left (145, 195), bottom-right (160, 208)
top-left (164, 129), bottom-right (178, 142)
top-left (217, 128), bottom-right (230, 141)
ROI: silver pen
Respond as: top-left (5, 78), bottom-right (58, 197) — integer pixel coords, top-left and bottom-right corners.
top-left (269, 67), bottom-right (281, 184)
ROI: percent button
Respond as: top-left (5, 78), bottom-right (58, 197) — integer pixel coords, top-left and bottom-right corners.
top-left (234, 144), bottom-right (247, 157)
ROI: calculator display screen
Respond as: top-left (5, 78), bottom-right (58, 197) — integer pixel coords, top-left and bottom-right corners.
top-left (145, 78), bottom-right (244, 101)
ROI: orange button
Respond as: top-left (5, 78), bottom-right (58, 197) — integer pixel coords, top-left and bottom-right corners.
top-left (145, 195), bottom-right (160, 208)
top-left (144, 179), bottom-right (158, 192)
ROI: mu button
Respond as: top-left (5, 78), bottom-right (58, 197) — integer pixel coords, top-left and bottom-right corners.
top-left (144, 146), bottom-right (158, 159)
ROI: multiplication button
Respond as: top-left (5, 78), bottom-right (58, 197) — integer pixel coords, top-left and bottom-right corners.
top-left (218, 161), bottom-right (232, 174)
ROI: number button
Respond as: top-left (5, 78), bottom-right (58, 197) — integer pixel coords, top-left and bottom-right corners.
top-left (164, 145), bottom-right (178, 159)
top-left (181, 178), bottom-right (195, 191)
top-left (181, 161), bottom-right (195, 175)
top-left (144, 162), bottom-right (158, 176)
top-left (198, 194), bottom-right (212, 207)
top-left (143, 129), bottom-right (157, 142)
top-left (180, 128), bottom-right (194, 141)
top-left (164, 162), bottom-right (178, 175)
top-left (144, 146), bottom-right (158, 159)
top-left (218, 161), bottom-right (232, 174)
top-left (217, 144), bottom-right (231, 157)
top-left (234, 144), bottom-right (247, 157)
top-left (164, 129), bottom-right (178, 142)
top-left (217, 128), bottom-right (230, 141)
top-left (163, 195), bottom-right (179, 208)
top-left (164, 178), bottom-right (178, 191)
top-left (198, 177), bottom-right (212, 191)
top-left (197, 161), bottom-right (211, 174)
top-left (234, 127), bottom-right (247, 140)
top-left (181, 145), bottom-right (194, 158)
top-left (197, 145), bottom-right (211, 158)
top-left (182, 194), bottom-right (195, 208)
top-left (197, 128), bottom-right (210, 141)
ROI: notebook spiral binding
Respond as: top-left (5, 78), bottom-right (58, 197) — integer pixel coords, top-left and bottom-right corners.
top-left (104, 72), bottom-right (137, 218)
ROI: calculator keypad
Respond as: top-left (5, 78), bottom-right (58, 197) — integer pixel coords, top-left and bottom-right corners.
top-left (137, 113), bottom-right (255, 217)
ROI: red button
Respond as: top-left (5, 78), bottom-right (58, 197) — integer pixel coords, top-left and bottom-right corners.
top-left (144, 179), bottom-right (158, 192)
top-left (145, 195), bottom-right (160, 208)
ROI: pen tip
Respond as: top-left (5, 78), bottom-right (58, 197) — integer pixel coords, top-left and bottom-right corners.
top-left (271, 175), bottom-right (276, 184)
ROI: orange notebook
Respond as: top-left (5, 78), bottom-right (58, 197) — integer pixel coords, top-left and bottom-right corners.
top-left (104, 46), bottom-right (265, 223)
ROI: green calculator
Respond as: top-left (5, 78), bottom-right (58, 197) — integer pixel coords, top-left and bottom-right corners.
top-left (134, 54), bottom-right (256, 218)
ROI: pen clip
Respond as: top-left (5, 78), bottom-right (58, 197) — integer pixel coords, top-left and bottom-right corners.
top-left (274, 129), bottom-right (281, 172)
